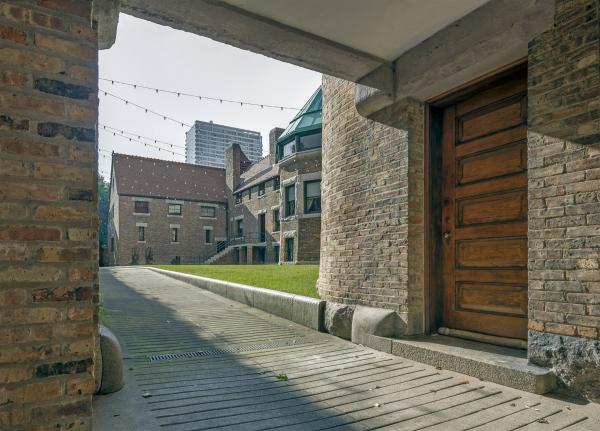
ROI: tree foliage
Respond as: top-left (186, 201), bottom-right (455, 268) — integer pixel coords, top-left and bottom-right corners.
top-left (98, 175), bottom-right (110, 253)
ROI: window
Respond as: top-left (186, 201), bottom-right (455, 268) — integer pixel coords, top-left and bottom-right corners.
top-left (298, 132), bottom-right (322, 151)
top-left (235, 193), bottom-right (242, 204)
top-left (273, 245), bottom-right (280, 264)
top-left (285, 184), bottom-right (295, 217)
top-left (134, 200), bottom-right (149, 214)
top-left (285, 237), bottom-right (294, 262)
top-left (204, 229), bottom-right (212, 244)
top-left (171, 227), bottom-right (179, 243)
top-left (273, 176), bottom-right (280, 191)
top-left (273, 209), bottom-right (280, 232)
top-left (304, 180), bottom-right (321, 214)
top-left (258, 183), bottom-right (265, 196)
top-left (137, 226), bottom-right (145, 242)
top-left (247, 189), bottom-right (251, 200)
top-left (236, 219), bottom-right (244, 237)
top-left (282, 140), bottom-right (296, 158)
top-left (200, 205), bottom-right (216, 218)
top-left (168, 203), bottom-right (182, 216)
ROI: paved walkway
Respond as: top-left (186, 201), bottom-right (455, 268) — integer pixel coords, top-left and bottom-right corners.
top-left (94, 267), bottom-right (600, 431)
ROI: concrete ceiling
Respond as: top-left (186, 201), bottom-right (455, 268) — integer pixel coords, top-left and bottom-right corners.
top-left (222, 0), bottom-right (491, 61)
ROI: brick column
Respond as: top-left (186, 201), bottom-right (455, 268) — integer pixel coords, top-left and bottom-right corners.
top-left (527, 0), bottom-right (600, 400)
top-left (318, 76), bottom-right (425, 335)
top-left (0, 1), bottom-right (98, 429)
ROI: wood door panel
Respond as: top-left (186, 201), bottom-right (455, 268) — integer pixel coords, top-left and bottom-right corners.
top-left (454, 173), bottom-right (527, 199)
top-left (441, 69), bottom-right (528, 340)
top-left (455, 269), bottom-right (527, 284)
top-left (455, 69), bottom-right (527, 116)
top-left (458, 97), bottom-right (526, 143)
top-left (455, 126), bottom-right (526, 158)
top-left (457, 143), bottom-right (526, 185)
top-left (455, 222), bottom-right (527, 241)
top-left (456, 238), bottom-right (528, 269)
top-left (456, 282), bottom-right (528, 316)
top-left (457, 191), bottom-right (527, 226)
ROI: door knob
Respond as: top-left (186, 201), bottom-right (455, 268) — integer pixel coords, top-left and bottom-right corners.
top-left (443, 231), bottom-right (451, 240)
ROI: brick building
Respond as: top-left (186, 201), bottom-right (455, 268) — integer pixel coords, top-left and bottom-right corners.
top-left (107, 154), bottom-right (227, 265)
top-left (107, 88), bottom-right (322, 266)
top-left (1, 1), bottom-right (599, 428)
top-left (222, 87), bottom-right (322, 265)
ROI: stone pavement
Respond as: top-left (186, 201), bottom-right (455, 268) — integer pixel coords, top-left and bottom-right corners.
top-left (93, 267), bottom-right (600, 430)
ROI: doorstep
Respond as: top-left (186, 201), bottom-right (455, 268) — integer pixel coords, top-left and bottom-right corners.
top-left (364, 333), bottom-right (556, 395)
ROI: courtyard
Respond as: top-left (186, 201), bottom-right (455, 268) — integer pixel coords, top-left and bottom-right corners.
top-left (151, 265), bottom-right (320, 298)
top-left (94, 267), bottom-right (600, 430)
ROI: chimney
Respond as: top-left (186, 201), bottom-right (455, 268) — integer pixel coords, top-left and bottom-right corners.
top-left (269, 127), bottom-right (284, 164)
top-left (225, 143), bottom-right (242, 192)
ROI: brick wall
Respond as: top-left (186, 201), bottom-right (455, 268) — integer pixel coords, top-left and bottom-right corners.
top-left (229, 176), bottom-right (281, 263)
top-left (112, 196), bottom-right (227, 265)
top-left (279, 150), bottom-right (322, 264)
top-left (528, 0), bottom-right (600, 340)
top-left (317, 76), bottom-right (424, 333)
top-left (0, 0), bottom-right (98, 429)
top-left (527, 0), bottom-right (600, 399)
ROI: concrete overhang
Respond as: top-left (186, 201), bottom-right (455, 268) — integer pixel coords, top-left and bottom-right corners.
top-left (356, 0), bottom-right (555, 119)
top-left (97, 0), bottom-right (493, 92)
top-left (95, 0), bottom-right (554, 118)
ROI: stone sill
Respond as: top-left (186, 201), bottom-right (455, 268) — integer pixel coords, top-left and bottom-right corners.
top-left (362, 333), bottom-right (556, 395)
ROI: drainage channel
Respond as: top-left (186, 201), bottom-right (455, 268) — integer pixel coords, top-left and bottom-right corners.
top-left (146, 337), bottom-right (317, 362)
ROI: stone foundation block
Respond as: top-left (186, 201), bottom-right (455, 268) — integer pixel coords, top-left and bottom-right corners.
top-left (351, 305), bottom-right (399, 346)
top-left (324, 302), bottom-right (355, 340)
top-left (292, 295), bottom-right (325, 331)
top-left (98, 325), bottom-right (124, 395)
top-left (253, 289), bottom-right (294, 320)
top-left (529, 330), bottom-right (600, 401)
top-left (226, 282), bottom-right (255, 306)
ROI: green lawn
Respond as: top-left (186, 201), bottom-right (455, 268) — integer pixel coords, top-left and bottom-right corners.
top-left (151, 264), bottom-right (320, 298)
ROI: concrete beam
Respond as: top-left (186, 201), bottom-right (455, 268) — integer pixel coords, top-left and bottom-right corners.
top-left (93, 0), bottom-right (121, 50)
top-left (120, 0), bottom-right (391, 88)
top-left (356, 0), bottom-right (554, 118)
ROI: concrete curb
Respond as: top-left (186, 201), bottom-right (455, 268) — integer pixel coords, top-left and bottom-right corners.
top-left (146, 267), bottom-right (325, 331)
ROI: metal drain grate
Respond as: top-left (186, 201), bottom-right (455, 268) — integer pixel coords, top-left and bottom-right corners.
top-left (146, 337), bottom-right (314, 362)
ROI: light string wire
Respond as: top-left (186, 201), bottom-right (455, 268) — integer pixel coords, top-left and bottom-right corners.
top-left (99, 89), bottom-right (192, 128)
top-left (99, 78), bottom-right (300, 111)
top-left (99, 124), bottom-right (187, 150)
top-left (98, 127), bottom-right (187, 158)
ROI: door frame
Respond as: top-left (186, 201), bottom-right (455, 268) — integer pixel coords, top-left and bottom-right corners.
top-left (424, 59), bottom-right (528, 335)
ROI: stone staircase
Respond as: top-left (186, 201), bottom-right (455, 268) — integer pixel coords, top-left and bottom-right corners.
top-left (203, 245), bottom-right (236, 264)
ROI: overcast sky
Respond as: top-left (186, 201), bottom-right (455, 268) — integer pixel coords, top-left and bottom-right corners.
top-left (98, 14), bottom-right (322, 179)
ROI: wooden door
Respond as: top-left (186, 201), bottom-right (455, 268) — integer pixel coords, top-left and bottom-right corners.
top-left (441, 70), bottom-right (528, 340)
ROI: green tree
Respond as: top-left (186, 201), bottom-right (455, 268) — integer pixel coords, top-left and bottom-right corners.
top-left (98, 175), bottom-right (110, 265)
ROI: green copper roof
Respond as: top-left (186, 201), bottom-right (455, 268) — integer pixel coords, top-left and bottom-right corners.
top-left (277, 86), bottom-right (322, 145)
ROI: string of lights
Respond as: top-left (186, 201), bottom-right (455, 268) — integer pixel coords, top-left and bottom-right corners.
top-left (99, 78), bottom-right (300, 111)
top-left (99, 89), bottom-right (193, 128)
top-left (99, 124), bottom-right (187, 150)
top-left (98, 127), bottom-right (187, 158)
top-left (98, 131), bottom-right (185, 158)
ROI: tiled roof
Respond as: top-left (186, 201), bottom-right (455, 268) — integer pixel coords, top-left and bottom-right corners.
top-left (236, 155), bottom-right (277, 192)
top-left (111, 153), bottom-right (227, 202)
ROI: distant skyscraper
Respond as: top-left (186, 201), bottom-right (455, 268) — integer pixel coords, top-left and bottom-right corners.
top-left (185, 120), bottom-right (262, 168)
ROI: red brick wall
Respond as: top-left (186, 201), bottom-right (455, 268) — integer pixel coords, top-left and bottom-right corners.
top-left (0, 1), bottom-right (98, 429)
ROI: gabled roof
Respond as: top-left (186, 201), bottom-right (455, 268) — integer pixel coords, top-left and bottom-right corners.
top-left (111, 153), bottom-right (226, 202)
top-left (276, 87), bottom-right (322, 145)
top-left (236, 155), bottom-right (277, 193)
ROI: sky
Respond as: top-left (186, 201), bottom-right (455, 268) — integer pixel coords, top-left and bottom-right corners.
top-left (97, 14), bottom-right (322, 179)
